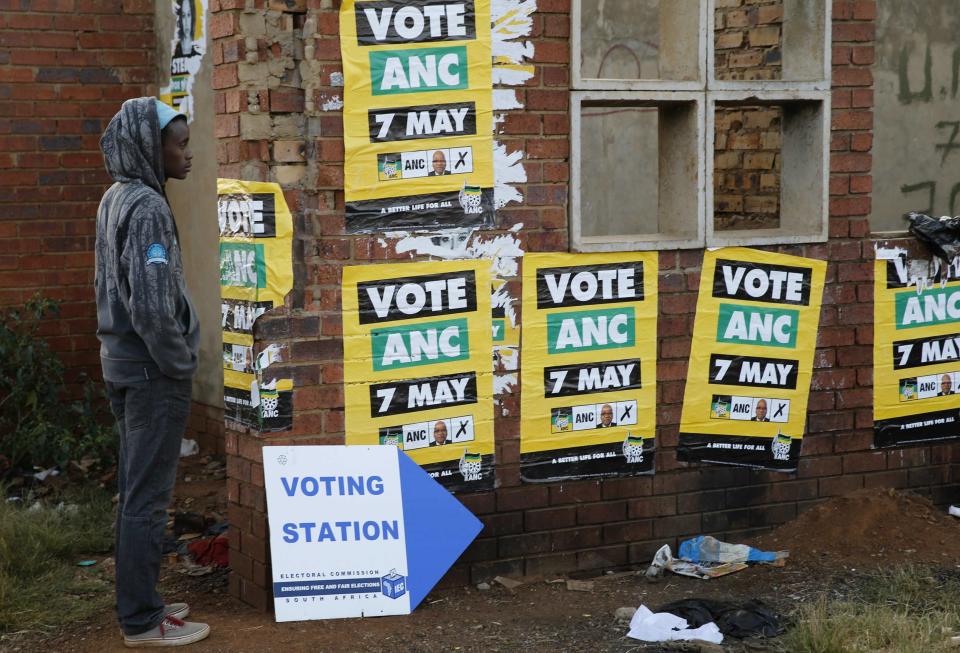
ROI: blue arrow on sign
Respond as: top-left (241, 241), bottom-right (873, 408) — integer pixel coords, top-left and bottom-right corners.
top-left (397, 450), bottom-right (483, 610)
top-left (263, 445), bottom-right (483, 621)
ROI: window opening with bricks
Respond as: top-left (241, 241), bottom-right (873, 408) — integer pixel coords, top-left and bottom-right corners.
top-left (571, 0), bottom-right (830, 250)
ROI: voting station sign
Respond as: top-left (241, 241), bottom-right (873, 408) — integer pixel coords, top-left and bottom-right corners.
top-left (342, 260), bottom-right (495, 493)
top-left (678, 248), bottom-right (826, 471)
top-left (263, 446), bottom-right (482, 621)
top-left (340, 0), bottom-right (494, 232)
top-left (520, 253), bottom-right (658, 482)
top-left (874, 252), bottom-right (960, 448)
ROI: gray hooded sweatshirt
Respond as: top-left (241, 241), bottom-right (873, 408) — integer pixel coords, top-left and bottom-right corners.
top-left (95, 97), bottom-right (200, 382)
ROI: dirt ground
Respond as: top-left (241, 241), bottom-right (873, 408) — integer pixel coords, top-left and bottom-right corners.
top-left (756, 487), bottom-right (960, 567)
top-left (11, 460), bottom-right (960, 653)
top-left (31, 564), bottom-right (819, 653)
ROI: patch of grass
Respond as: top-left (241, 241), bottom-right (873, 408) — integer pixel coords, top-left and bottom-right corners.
top-left (781, 566), bottom-right (960, 653)
top-left (0, 486), bottom-right (115, 641)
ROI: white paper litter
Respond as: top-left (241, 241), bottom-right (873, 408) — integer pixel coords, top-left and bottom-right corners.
top-left (179, 439), bottom-right (199, 457)
top-left (626, 605), bottom-right (723, 644)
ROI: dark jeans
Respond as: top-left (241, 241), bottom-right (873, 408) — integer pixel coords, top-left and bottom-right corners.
top-left (106, 374), bottom-right (193, 636)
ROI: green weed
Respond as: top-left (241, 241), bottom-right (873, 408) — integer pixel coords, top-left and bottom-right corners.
top-left (781, 566), bottom-right (960, 653)
top-left (0, 486), bottom-right (115, 640)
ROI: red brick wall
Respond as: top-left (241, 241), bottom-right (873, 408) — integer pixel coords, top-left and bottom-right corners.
top-left (0, 0), bottom-right (155, 386)
top-left (213, 0), bottom-right (960, 611)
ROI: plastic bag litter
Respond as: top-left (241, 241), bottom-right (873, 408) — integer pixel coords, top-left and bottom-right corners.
top-left (656, 598), bottom-right (786, 639)
top-left (906, 212), bottom-right (960, 263)
top-left (626, 604), bottom-right (724, 644)
top-left (679, 535), bottom-right (787, 565)
top-left (180, 438), bottom-right (199, 457)
top-left (645, 537), bottom-right (787, 580)
top-left (950, 505), bottom-right (960, 518)
top-left (32, 467), bottom-right (59, 481)
top-left (645, 544), bottom-right (747, 580)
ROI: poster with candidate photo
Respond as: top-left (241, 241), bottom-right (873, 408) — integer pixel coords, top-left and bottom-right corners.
top-left (519, 253), bottom-right (658, 482)
top-left (341, 260), bottom-right (495, 493)
top-left (874, 251), bottom-right (960, 448)
top-left (678, 248), bottom-right (826, 471)
top-left (339, 0), bottom-right (495, 232)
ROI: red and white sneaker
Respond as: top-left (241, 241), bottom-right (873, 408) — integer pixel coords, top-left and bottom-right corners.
top-left (123, 615), bottom-right (210, 648)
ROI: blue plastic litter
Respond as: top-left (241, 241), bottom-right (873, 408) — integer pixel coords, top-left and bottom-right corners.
top-left (678, 536), bottom-right (784, 564)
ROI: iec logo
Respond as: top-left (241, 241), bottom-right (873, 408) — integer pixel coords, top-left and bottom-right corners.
top-left (380, 570), bottom-right (406, 600)
top-left (145, 243), bottom-right (168, 265)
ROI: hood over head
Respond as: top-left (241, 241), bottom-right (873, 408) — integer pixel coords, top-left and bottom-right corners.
top-left (99, 97), bottom-right (165, 194)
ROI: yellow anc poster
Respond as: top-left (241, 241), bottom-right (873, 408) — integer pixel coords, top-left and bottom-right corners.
top-left (218, 179), bottom-right (294, 432)
top-left (520, 253), bottom-right (658, 482)
top-left (342, 260), bottom-right (495, 493)
top-left (678, 248), bottom-right (826, 471)
top-left (339, 0), bottom-right (495, 232)
top-left (874, 251), bottom-right (960, 448)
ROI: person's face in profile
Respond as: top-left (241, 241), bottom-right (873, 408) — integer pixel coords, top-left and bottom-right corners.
top-left (161, 117), bottom-right (192, 180)
top-left (433, 421), bottom-right (448, 444)
top-left (600, 404), bottom-right (613, 426)
top-left (432, 151), bottom-right (447, 175)
top-left (755, 399), bottom-right (768, 421)
top-left (942, 375), bottom-right (953, 395)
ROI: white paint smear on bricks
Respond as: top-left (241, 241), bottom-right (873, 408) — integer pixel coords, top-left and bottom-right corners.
top-left (492, 0), bottom-right (537, 65)
top-left (874, 245), bottom-right (908, 260)
top-left (493, 66), bottom-right (535, 86)
top-left (321, 95), bottom-right (344, 111)
top-left (391, 224), bottom-right (525, 281)
top-left (491, 0), bottom-right (536, 209)
top-left (494, 373), bottom-right (519, 396)
top-left (494, 142), bottom-right (526, 209)
top-left (493, 89), bottom-right (524, 111)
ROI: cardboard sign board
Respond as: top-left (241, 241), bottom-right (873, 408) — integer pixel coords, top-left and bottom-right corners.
top-left (678, 248), bottom-right (826, 471)
top-left (519, 253), bottom-right (659, 482)
top-left (339, 0), bottom-right (495, 232)
top-left (874, 252), bottom-right (960, 447)
top-left (342, 261), bottom-right (495, 492)
top-left (263, 445), bottom-right (482, 621)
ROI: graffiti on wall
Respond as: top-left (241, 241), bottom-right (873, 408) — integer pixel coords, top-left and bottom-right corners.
top-left (873, 1), bottom-right (960, 231)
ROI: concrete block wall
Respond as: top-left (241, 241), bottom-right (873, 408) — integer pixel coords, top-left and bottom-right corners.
top-left (0, 0), bottom-right (155, 388)
top-left (212, 0), bottom-right (960, 611)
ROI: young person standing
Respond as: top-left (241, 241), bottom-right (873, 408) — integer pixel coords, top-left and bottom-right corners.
top-left (95, 97), bottom-right (210, 647)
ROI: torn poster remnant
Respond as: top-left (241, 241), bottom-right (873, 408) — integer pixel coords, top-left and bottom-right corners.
top-left (159, 0), bottom-right (207, 121)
